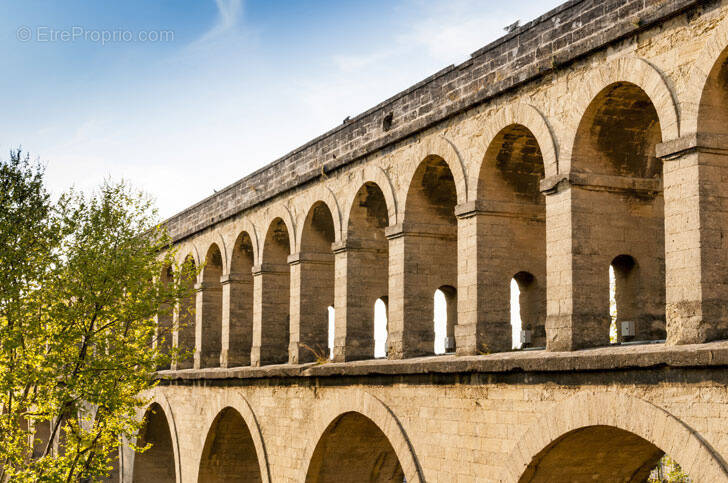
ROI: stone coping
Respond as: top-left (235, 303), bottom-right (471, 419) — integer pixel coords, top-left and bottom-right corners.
top-left (157, 340), bottom-right (728, 381)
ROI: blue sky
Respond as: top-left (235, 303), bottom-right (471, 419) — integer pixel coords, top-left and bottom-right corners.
top-left (0, 0), bottom-right (563, 219)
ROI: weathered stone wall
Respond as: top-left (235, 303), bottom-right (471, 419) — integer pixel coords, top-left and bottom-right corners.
top-left (133, 0), bottom-right (728, 480)
top-left (165, 0), bottom-right (728, 364)
top-left (162, 0), bottom-right (706, 244)
top-left (123, 343), bottom-right (728, 482)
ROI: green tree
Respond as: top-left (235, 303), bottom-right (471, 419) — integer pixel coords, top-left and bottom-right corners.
top-left (0, 150), bottom-right (195, 482)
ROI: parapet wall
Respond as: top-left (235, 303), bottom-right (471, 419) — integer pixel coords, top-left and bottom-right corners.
top-left (164, 0), bottom-right (703, 242)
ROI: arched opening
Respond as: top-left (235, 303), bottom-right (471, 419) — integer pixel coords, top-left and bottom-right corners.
top-left (293, 202), bottom-right (336, 363)
top-left (434, 286), bottom-right (456, 354)
top-left (198, 407), bottom-right (262, 483)
top-left (511, 272), bottom-right (544, 349)
top-left (226, 231), bottom-right (255, 367)
top-left (156, 265), bottom-right (174, 369)
top-left (607, 254), bottom-right (650, 343)
top-left (305, 412), bottom-right (404, 483)
top-left (31, 419), bottom-right (52, 459)
top-left (519, 425), bottom-right (688, 482)
top-left (198, 244), bottom-right (223, 368)
top-left (175, 255), bottom-right (196, 370)
top-left (374, 297), bottom-right (388, 358)
top-left (340, 182), bottom-right (390, 361)
top-left (132, 404), bottom-right (176, 483)
top-left (397, 156), bottom-right (457, 358)
top-left (478, 124), bottom-right (546, 353)
top-left (699, 44), bottom-right (728, 137)
top-left (253, 218), bottom-right (291, 366)
top-left (568, 82), bottom-right (666, 347)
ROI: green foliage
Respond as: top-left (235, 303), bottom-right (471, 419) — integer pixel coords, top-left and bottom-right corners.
top-left (0, 150), bottom-right (195, 482)
top-left (649, 456), bottom-right (691, 482)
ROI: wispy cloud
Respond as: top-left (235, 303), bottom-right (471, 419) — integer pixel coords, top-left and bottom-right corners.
top-left (194, 0), bottom-right (245, 45)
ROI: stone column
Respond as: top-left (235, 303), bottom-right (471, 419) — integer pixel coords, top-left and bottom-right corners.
top-left (454, 201), bottom-right (546, 355)
top-left (454, 204), bottom-right (485, 355)
top-left (288, 252), bottom-right (334, 363)
top-left (172, 296), bottom-right (195, 370)
top-left (385, 223), bottom-right (456, 359)
top-left (251, 263), bottom-right (290, 366)
top-left (220, 273), bottom-right (253, 367)
top-left (194, 281), bottom-right (222, 369)
top-left (541, 173), bottom-right (664, 351)
top-left (658, 133), bottom-right (728, 344)
top-left (332, 240), bottom-right (386, 362)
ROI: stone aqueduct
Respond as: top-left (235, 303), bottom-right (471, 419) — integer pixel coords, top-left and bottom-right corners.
top-left (122, 1), bottom-right (728, 481)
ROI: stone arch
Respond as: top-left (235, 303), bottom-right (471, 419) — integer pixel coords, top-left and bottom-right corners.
top-left (132, 394), bottom-right (181, 483)
top-left (174, 253), bottom-right (198, 370)
top-left (683, 15), bottom-right (728, 135)
top-left (156, 264), bottom-right (175, 368)
top-left (505, 391), bottom-right (728, 483)
top-left (300, 391), bottom-right (422, 483)
top-left (402, 137), bottom-right (467, 218)
top-left (178, 246), bottom-right (201, 276)
top-left (226, 220), bottom-right (259, 269)
top-left (345, 164), bottom-right (398, 230)
top-left (403, 154), bottom-right (459, 225)
top-left (295, 187), bottom-right (342, 252)
top-left (470, 103), bottom-right (557, 200)
top-left (253, 215), bottom-right (293, 366)
top-left (195, 391), bottom-right (270, 483)
top-left (198, 243), bottom-right (224, 368)
top-left (392, 153), bottom-right (459, 357)
top-left (225, 226), bottom-right (257, 367)
top-left (473, 111), bottom-right (549, 352)
top-left (556, 63), bottom-right (668, 349)
top-left (211, 232), bottom-right (229, 276)
top-left (335, 180), bottom-right (391, 362)
top-left (291, 200), bottom-right (337, 363)
top-left (261, 206), bottom-right (296, 261)
top-left (561, 57), bottom-right (679, 174)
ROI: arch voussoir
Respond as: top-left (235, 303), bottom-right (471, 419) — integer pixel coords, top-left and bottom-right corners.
top-left (300, 390), bottom-right (423, 483)
top-left (505, 391), bottom-right (728, 483)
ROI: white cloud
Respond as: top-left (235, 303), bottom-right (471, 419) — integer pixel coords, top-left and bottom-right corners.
top-left (196, 0), bottom-right (244, 44)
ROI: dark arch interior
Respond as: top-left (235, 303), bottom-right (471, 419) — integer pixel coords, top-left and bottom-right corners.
top-left (477, 125), bottom-right (547, 352)
top-left (567, 81), bottom-right (665, 348)
top-left (263, 218), bottom-right (290, 264)
top-left (301, 202), bottom-right (335, 252)
top-left (231, 232), bottom-right (255, 275)
top-left (133, 404), bottom-right (176, 483)
top-left (480, 124), bottom-right (545, 203)
top-left (156, 265), bottom-right (174, 369)
top-left (176, 256), bottom-right (197, 369)
top-left (401, 157), bottom-right (458, 356)
top-left (699, 46), bottom-right (728, 136)
top-left (198, 407), bottom-right (262, 483)
top-left (519, 425), bottom-right (666, 483)
top-left (200, 244), bottom-right (224, 368)
top-left (348, 182), bottom-right (389, 241)
top-left (226, 232), bottom-right (255, 367)
top-left (573, 82), bottom-right (662, 178)
top-left (297, 202), bottom-right (336, 363)
top-left (306, 412), bottom-right (404, 483)
top-left (345, 182), bottom-right (390, 360)
top-left (257, 218), bottom-right (290, 365)
top-left (405, 155), bottom-right (457, 224)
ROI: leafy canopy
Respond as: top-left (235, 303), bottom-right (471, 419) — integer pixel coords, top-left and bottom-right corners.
top-left (0, 150), bottom-right (195, 482)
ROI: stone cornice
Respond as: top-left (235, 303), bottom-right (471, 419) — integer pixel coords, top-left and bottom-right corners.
top-left (157, 340), bottom-right (728, 383)
top-left (656, 132), bottom-right (728, 160)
